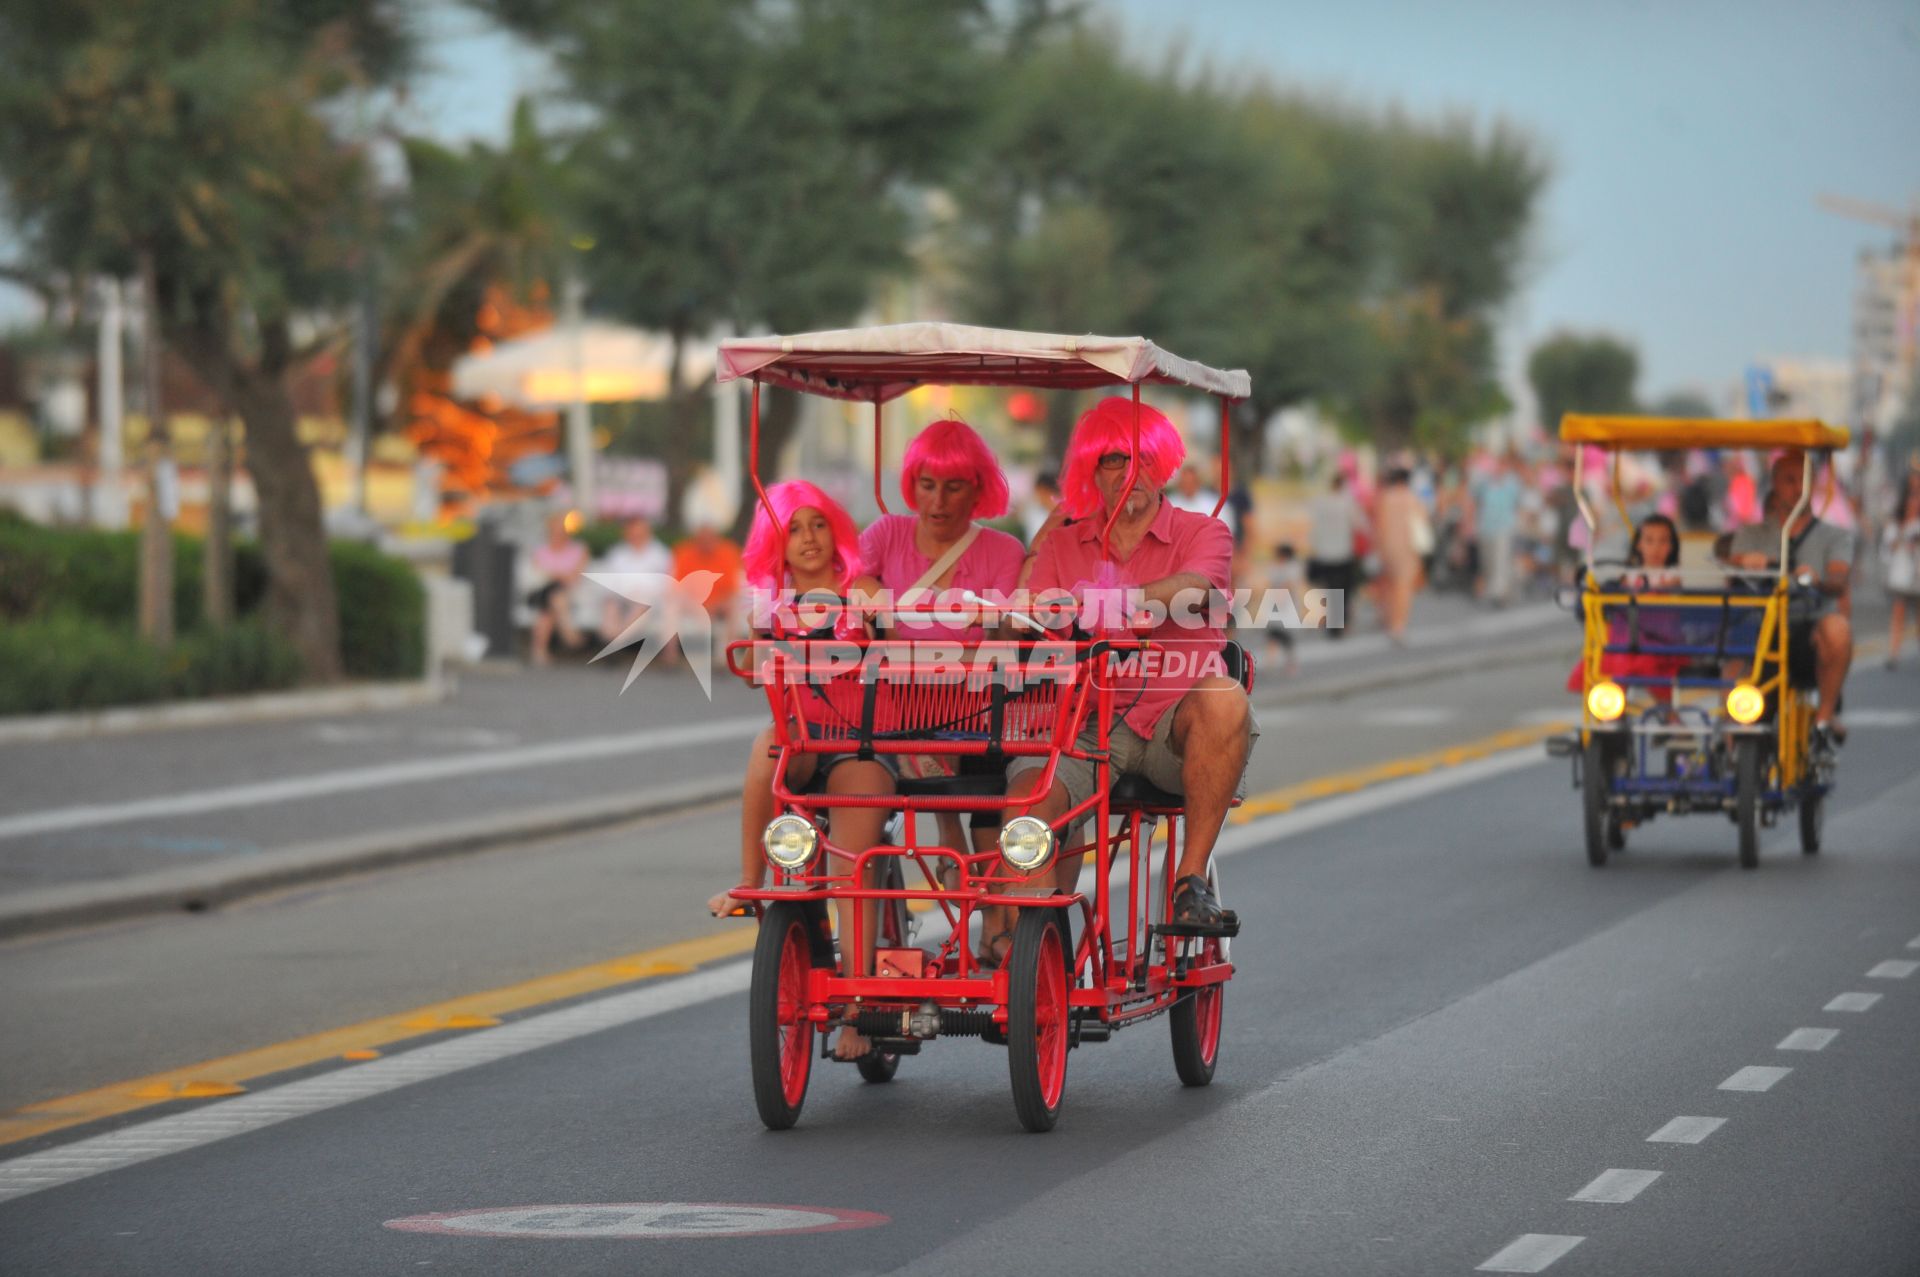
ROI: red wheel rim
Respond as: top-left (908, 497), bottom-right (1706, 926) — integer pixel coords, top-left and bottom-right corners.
top-left (1035, 924), bottom-right (1068, 1107)
top-left (777, 920), bottom-right (813, 1106)
top-left (1194, 940), bottom-right (1223, 1066)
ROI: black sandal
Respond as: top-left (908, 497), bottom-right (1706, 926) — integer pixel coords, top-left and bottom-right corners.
top-left (1170, 875), bottom-right (1238, 933)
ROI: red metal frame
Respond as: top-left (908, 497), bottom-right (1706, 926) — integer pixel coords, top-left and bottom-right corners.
top-left (733, 352), bottom-right (1244, 1086)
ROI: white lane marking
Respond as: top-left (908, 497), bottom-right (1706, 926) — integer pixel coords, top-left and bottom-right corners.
top-left (1777, 1028), bottom-right (1838, 1052)
top-left (0, 716), bottom-right (768, 840)
top-left (1477, 1234), bottom-right (1585, 1272)
top-left (1647, 1115), bottom-right (1725, 1144)
top-left (0, 742), bottom-right (1552, 1203)
top-left (1838, 708), bottom-right (1920, 728)
top-left (0, 962), bottom-right (750, 1204)
top-left (1825, 992), bottom-right (1881, 1012)
top-left (1569, 1168), bottom-right (1661, 1204)
top-left (1867, 959), bottom-right (1918, 979)
top-left (1719, 1065), bottom-right (1792, 1092)
top-left (1908, 933), bottom-right (1920, 950)
top-left (386, 1202), bottom-right (888, 1238)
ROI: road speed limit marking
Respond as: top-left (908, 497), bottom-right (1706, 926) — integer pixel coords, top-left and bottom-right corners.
top-left (385, 1202), bottom-right (889, 1239)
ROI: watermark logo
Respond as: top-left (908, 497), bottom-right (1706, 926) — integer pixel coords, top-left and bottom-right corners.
top-left (586, 571), bottom-right (722, 697)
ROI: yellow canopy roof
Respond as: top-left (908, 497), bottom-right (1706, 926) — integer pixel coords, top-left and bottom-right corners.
top-left (1559, 415), bottom-right (1851, 451)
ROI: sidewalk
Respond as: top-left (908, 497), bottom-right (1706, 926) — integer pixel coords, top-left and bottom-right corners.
top-left (0, 593), bottom-right (1570, 935)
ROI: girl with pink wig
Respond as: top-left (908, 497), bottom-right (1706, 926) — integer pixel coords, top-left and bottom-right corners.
top-left (713, 482), bottom-right (893, 1059)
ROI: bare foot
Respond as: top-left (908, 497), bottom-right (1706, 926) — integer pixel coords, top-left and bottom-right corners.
top-left (832, 1025), bottom-right (870, 1060)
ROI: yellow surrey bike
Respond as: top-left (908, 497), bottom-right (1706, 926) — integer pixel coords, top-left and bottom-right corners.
top-left (1546, 416), bottom-right (1850, 869)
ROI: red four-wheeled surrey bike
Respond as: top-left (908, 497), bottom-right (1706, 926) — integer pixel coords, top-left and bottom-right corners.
top-left (717, 323), bottom-right (1252, 1132)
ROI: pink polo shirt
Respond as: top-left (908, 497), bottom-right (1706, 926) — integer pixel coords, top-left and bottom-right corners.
top-left (859, 514), bottom-right (1027, 641)
top-left (1026, 498), bottom-right (1233, 737)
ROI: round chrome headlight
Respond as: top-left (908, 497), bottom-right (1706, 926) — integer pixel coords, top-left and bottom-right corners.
top-left (762, 814), bottom-right (819, 871)
top-left (999, 816), bottom-right (1056, 873)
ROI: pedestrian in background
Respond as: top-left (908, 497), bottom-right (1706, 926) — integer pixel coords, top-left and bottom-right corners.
top-left (1883, 468), bottom-right (1920, 669)
top-left (1307, 472), bottom-right (1367, 639)
top-left (527, 511), bottom-right (589, 666)
top-left (671, 520), bottom-right (746, 656)
top-left (1264, 541), bottom-right (1304, 675)
top-left (1021, 470), bottom-right (1061, 542)
top-left (1373, 468), bottom-right (1425, 645)
top-left (598, 515), bottom-right (673, 649)
top-left (1473, 452), bottom-right (1523, 607)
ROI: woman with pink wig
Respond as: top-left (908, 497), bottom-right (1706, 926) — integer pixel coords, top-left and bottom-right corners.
top-left (858, 418), bottom-right (1027, 917)
top-left (711, 481), bottom-right (893, 1060)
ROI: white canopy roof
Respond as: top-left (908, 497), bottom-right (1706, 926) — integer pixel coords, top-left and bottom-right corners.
top-left (715, 321), bottom-right (1251, 402)
top-left (451, 322), bottom-right (717, 408)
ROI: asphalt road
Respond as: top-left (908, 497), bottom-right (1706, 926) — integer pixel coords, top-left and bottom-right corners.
top-left (1, 656), bottom-right (1915, 1275)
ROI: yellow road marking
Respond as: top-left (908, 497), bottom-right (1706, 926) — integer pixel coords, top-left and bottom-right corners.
top-left (3, 718), bottom-right (1574, 1149)
top-left (1230, 721), bottom-right (1569, 822)
top-left (0, 927), bottom-right (757, 1147)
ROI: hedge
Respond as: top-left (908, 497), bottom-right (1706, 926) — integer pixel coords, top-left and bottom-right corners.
top-left (0, 511), bottom-right (424, 708)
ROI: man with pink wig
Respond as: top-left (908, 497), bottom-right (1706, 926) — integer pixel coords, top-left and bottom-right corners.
top-left (1006, 396), bottom-right (1256, 935)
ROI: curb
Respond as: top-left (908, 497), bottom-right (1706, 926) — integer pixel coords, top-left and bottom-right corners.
top-left (0, 777), bottom-right (739, 943)
top-left (0, 634), bottom-right (1577, 942)
top-left (0, 679), bottom-right (452, 746)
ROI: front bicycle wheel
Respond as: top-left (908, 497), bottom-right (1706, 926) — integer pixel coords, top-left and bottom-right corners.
top-left (1006, 910), bottom-right (1070, 1133)
top-left (749, 901), bottom-right (816, 1130)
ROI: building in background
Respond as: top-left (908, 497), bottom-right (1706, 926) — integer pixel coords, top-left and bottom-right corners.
top-left (1851, 241), bottom-right (1919, 434)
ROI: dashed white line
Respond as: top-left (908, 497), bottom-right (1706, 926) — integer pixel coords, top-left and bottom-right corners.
top-left (1569, 1168), bottom-right (1662, 1204)
top-left (1777, 1028), bottom-right (1838, 1052)
top-left (1866, 959), bottom-right (1917, 980)
top-left (1719, 1065), bottom-right (1792, 1092)
top-left (1647, 1115), bottom-right (1725, 1145)
top-left (1478, 1234), bottom-right (1586, 1273)
top-left (1825, 992), bottom-right (1882, 1012)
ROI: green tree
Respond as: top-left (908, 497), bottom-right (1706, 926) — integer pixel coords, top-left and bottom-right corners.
top-left (1528, 331), bottom-right (1641, 434)
top-left (0, 0), bottom-right (414, 680)
top-left (1648, 390), bottom-right (1715, 419)
top-left (483, 0), bottom-right (992, 529)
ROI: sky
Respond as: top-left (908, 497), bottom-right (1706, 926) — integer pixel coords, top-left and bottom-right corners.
top-left (11, 0), bottom-right (1917, 412)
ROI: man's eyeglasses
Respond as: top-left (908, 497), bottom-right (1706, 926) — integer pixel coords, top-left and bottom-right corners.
top-left (1096, 452), bottom-right (1134, 473)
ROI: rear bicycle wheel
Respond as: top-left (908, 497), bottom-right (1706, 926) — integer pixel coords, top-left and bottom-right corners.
top-left (1169, 935), bottom-right (1225, 1086)
top-left (749, 902), bottom-right (816, 1130)
top-left (1006, 910), bottom-right (1070, 1133)
top-left (1798, 785), bottom-right (1824, 855)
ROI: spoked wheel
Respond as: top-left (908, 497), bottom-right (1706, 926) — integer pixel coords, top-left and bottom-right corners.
top-left (1798, 785), bottom-right (1824, 855)
top-left (1006, 909), bottom-right (1070, 1133)
top-left (1170, 934), bottom-right (1226, 1087)
top-left (750, 901), bottom-right (816, 1130)
top-left (1734, 736), bottom-right (1763, 870)
top-left (1582, 737), bottom-right (1615, 868)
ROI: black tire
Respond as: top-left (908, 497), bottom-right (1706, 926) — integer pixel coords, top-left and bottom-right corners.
top-left (1798, 786), bottom-right (1823, 855)
top-left (749, 901), bottom-right (816, 1130)
top-left (1582, 737), bottom-right (1613, 868)
top-left (1006, 910), bottom-right (1071, 1133)
top-left (855, 1051), bottom-right (899, 1084)
top-left (1735, 737), bottom-right (1762, 870)
top-left (1170, 935), bottom-right (1226, 1087)
top-left (1606, 813), bottom-right (1626, 852)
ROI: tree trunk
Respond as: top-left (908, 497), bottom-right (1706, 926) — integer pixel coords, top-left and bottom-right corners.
top-left (227, 361), bottom-right (343, 681)
top-left (203, 412), bottom-right (234, 626)
top-left (137, 255), bottom-right (173, 647)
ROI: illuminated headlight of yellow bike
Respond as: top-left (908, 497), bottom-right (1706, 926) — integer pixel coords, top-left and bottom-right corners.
top-left (1725, 683), bottom-right (1766, 725)
top-left (1585, 680), bottom-right (1626, 722)
top-left (998, 816), bottom-right (1056, 874)
top-left (762, 814), bottom-right (819, 871)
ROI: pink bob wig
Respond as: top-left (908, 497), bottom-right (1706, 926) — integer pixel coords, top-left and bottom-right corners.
top-left (742, 480), bottom-right (863, 593)
top-left (1060, 396), bottom-right (1186, 519)
top-left (900, 418), bottom-right (1010, 519)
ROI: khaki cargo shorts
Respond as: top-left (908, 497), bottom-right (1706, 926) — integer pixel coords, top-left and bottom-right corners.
top-left (1009, 698), bottom-right (1259, 815)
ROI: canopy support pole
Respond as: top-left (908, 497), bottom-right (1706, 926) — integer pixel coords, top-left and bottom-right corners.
top-left (1573, 445), bottom-right (1596, 576)
top-left (872, 400), bottom-right (890, 514)
top-left (1211, 396), bottom-right (1231, 522)
top-left (749, 379), bottom-right (777, 535)
top-left (1099, 384), bottom-right (1144, 562)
